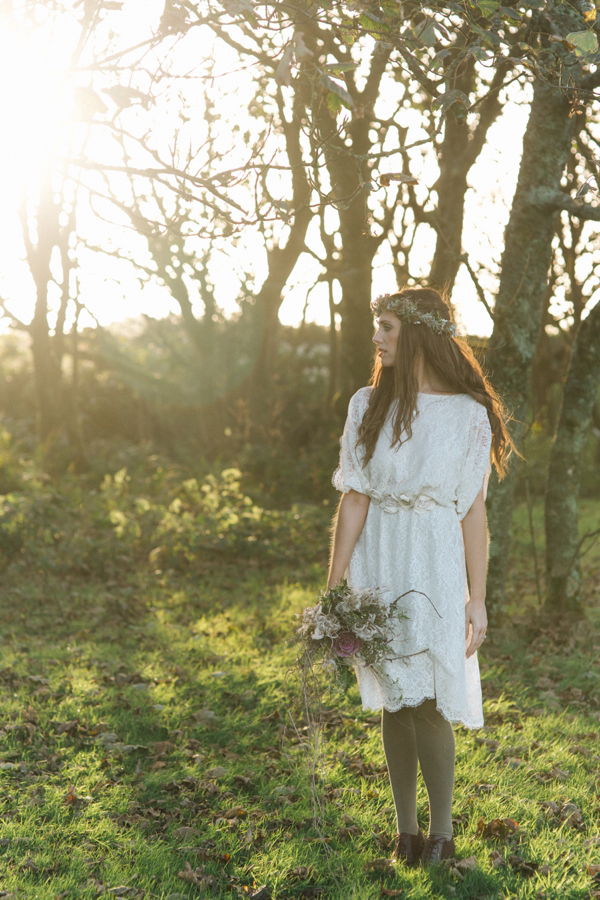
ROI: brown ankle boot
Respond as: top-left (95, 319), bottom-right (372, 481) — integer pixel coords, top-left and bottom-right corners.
top-left (392, 829), bottom-right (424, 866)
top-left (420, 834), bottom-right (455, 865)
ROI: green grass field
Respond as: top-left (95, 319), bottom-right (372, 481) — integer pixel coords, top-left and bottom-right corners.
top-left (1, 495), bottom-right (599, 899)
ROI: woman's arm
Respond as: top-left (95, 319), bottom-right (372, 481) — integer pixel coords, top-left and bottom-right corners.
top-left (461, 489), bottom-right (488, 658)
top-left (327, 490), bottom-right (370, 589)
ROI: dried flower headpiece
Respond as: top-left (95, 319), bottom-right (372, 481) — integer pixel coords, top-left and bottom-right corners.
top-left (371, 293), bottom-right (458, 337)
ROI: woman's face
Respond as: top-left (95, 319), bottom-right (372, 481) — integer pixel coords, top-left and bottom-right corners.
top-left (373, 312), bottom-right (401, 367)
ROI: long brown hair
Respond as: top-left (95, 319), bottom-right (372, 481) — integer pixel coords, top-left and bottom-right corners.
top-left (357, 287), bottom-right (515, 478)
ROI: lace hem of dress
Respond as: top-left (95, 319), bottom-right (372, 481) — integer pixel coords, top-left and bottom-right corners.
top-left (362, 693), bottom-right (484, 730)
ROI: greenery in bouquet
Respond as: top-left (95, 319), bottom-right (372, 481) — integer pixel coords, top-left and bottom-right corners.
top-left (296, 579), bottom-right (406, 693)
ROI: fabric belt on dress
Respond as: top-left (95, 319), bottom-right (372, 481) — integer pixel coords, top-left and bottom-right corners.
top-left (366, 489), bottom-right (454, 514)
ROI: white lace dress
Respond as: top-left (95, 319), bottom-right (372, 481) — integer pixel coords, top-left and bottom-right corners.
top-left (333, 387), bottom-right (492, 729)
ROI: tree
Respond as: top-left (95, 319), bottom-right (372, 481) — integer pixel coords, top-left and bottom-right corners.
top-left (544, 298), bottom-right (600, 610)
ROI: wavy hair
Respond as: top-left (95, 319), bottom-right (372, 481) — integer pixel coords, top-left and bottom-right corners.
top-left (357, 287), bottom-right (515, 478)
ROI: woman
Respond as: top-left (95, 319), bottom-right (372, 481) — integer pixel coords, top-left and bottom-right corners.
top-left (328, 287), bottom-right (514, 866)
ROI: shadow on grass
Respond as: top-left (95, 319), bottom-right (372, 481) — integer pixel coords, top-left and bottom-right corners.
top-left (0, 554), bottom-right (599, 898)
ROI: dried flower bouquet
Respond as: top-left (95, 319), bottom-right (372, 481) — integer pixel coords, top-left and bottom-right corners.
top-left (297, 579), bottom-right (407, 692)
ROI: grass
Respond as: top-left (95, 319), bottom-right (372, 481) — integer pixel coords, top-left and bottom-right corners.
top-left (0, 501), bottom-right (599, 899)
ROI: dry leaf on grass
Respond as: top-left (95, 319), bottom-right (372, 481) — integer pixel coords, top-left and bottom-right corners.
top-left (476, 817), bottom-right (519, 840)
top-left (588, 864), bottom-right (600, 882)
top-left (286, 866), bottom-right (315, 880)
top-left (475, 738), bottom-right (500, 752)
top-left (177, 862), bottom-right (218, 890)
top-left (173, 826), bottom-right (198, 840)
top-left (363, 857), bottom-right (395, 876)
top-left (454, 856), bottom-right (477, 872)
top-left (508, 854), bottom-right (539, 877)
top-left (234, 774), bottom-right (255, 789)
top-left (249, 887), bottom-right (271, 899)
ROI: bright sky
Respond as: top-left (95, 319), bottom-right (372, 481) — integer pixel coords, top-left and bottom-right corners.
top-left (0, 2), bottom-right (530, 342)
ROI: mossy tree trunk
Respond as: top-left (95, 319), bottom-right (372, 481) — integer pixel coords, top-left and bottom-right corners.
top-left (484, 78), bottom-right (576, 623)
top-left (544, 300), bottom-right (600, 611)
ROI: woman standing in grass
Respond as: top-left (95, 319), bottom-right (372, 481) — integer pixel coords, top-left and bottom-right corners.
top-left (328, 287), bottom-right (514, 865)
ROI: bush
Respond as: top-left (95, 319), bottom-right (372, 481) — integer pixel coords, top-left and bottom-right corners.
top-left (0, 458), bottom-right (331, 583)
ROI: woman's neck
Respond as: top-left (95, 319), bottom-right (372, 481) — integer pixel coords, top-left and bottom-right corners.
top-left (414, 357), bottom-right (452, 394)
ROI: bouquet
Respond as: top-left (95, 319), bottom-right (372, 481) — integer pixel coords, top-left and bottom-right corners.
top-left (297, 579), bottom-right (406, 692)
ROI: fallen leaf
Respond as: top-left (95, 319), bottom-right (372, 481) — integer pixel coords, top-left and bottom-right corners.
top-left (193, 708), bottom-right (218, 723)
top-left (149, 740), bottom-right (175, 757)
top-left (381, 890), bottom-right (403, 897)
top-left (571, 744), bottom-right (590, 757)
top-left (475, 738), bottom-right (500, 751)
top-left (363, 857), bottom-right (395, 876)
top-left (97, 732), bottom-right (119, 744)
top-left (476, 817), bottom-right (519, 840)
top-left (249, 887), bottom-right (271, 900)
top-left (560, 802), bottom-right (583, 828)
top-left (455, 856), bottom-right (477, 871)
top-left (540, 801), bottom-right (560, 815)
top-left (205, 766), bottom-right (227, 779)
top-left (489, 850), bottom-right (506, 868)
top-left (219, 806), bottom-right (246, 819)
top-left (64, 786), bottom-right (91, 809)
top-left (178, 862), bottom-right (199, 884)
top-left (234, 774), bottom-right (255, 789)
top-left (286, 866), bottom-right (315, 879)
top-left (20, 857), bottom-right (40, 873)
top-left (173, 826), bottom-right (198, 840)
top-left (508, 854), bottom-right (539, 877)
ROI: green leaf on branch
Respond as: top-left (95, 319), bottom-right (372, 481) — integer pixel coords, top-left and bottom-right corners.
top-left (413, 21), bottom-right (437, 46)
top-left (470, 22), bottom-right (502, 46)
top-left (499, 7), bottom-right (522, 20)
top-left (476, 0), bottom-right (499, 16)
top-left (358, 11), bottom-right (389, 35)
top-left (359, 10), bottom-right (384, 23)
top-left (326, 92), bottom-right (343, 114)
top-left (432, 89), bottom-right (470, 117)
top-left (565, 30), bottom-right (598, 59)
top-left (321, 74), bottom-right (354, 109)
top-left (322, 62), bottom-right (358, 74)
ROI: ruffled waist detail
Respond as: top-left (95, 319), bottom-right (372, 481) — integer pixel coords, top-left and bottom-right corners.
top-left (367, 489), bottom-right (454, 515)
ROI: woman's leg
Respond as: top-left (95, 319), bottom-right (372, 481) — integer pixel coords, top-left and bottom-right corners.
top-left (412, 699), bottom-right (455, 839)
top-left (381, 707), bottom-right (419, 835)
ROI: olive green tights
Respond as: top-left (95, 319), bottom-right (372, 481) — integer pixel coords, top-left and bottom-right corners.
top-left (381, 700), bottom-right (455, 840)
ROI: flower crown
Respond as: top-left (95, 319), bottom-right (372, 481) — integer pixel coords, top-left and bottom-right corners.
top-left (371, 293), bottom-right (458, 337)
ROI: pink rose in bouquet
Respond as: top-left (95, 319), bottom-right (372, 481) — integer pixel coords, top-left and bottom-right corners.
top-left (332, 632), bottom-right (363, 658)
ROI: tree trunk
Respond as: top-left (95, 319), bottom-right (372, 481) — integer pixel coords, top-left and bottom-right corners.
top-left (544, 300), bottom-right (600, 610)
top-left (317, 51), bottom-right (390, 404)
top-left (484, 78), bottom-right (575, 622)
top-left (20, 175), bottom-right (63, 443)
top-left (430, 60), bottom-right (508, 293)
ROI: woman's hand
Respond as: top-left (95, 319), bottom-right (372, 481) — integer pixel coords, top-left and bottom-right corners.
top-left (465, 598), bottom-right (487, 658)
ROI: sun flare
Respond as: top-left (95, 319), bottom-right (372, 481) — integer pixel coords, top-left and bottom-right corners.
top-left (0, 25), bottom-right (66, 201)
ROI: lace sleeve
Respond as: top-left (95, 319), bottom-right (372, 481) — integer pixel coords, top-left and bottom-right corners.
top-left (456, 402), bottom-right (492, 521)
top-left (332, 389), bottom-right (370, 495)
